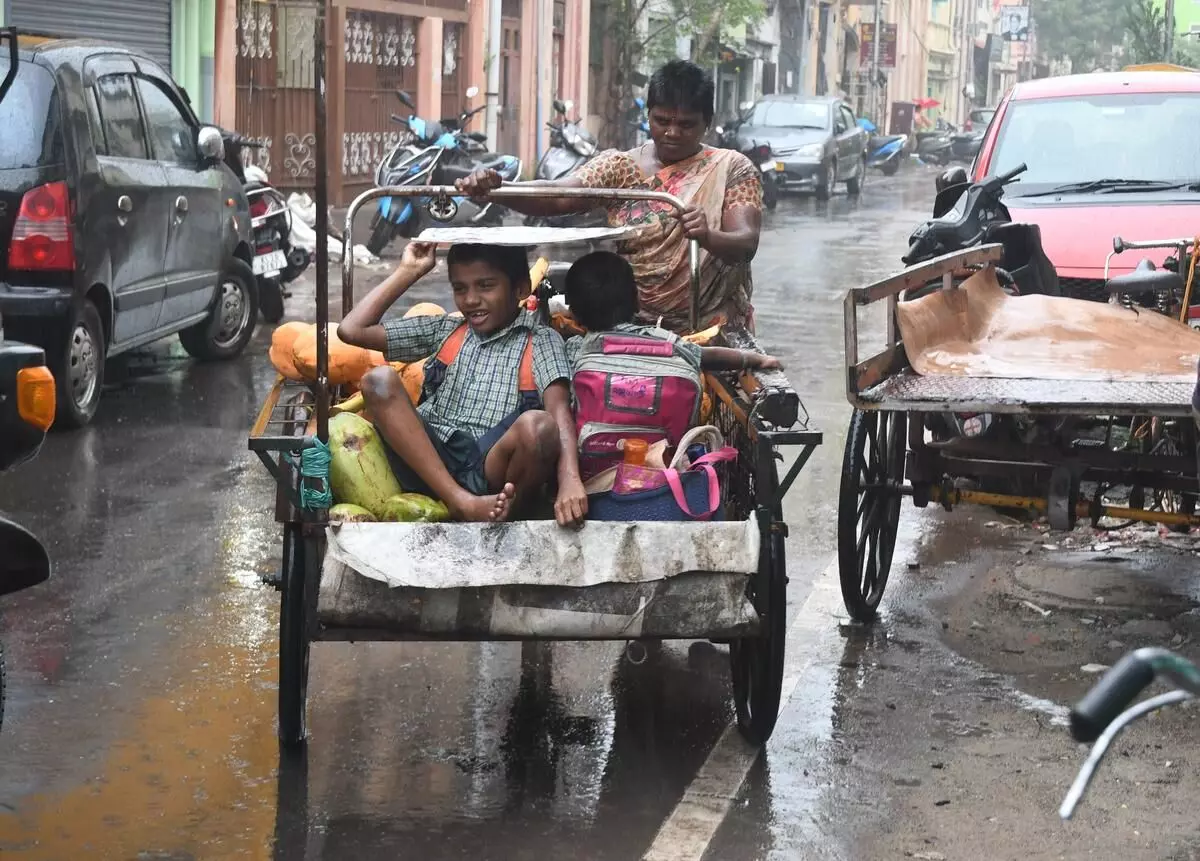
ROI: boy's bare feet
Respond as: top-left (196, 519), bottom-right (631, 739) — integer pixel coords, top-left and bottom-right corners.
top-left (450, 482), bottom-right (516, 523)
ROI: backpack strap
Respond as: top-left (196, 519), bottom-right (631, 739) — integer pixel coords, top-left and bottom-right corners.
top-left (423, 322), bottom-right (541, 409)
top-left (435, 321), bottom-right (470, 365)
top-left (517, 332), bottom-right (539, 410)
top-left (419, 322), bottom-right (469, 404)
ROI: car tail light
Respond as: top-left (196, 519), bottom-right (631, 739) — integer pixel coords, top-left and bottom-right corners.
top-left (249, 197), bottom-right (270, 218)
top-left (8, 182), bottom-right (74, 272)
top-left (17, 365), bottom-right (55, 431)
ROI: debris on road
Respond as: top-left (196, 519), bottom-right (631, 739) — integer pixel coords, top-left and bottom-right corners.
top-left (1020, 600), bottom-right (1052, 617)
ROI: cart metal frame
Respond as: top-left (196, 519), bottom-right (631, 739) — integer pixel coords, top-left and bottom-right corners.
top-left (247, 6), bottom-right (821, 747)
top-left (839, 244), bottom-right (1200, 622)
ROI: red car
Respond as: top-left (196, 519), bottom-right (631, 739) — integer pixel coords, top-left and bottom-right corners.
top-left (972, 70), bottom-right (1200, 301)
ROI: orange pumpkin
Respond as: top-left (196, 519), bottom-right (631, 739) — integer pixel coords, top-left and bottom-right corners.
top-left (404, 302), bottom-right (446, 318)
top-left (269, 321), bottom-right (310, 381)
top-left (291, 327), bottom-right (386, 384)
top-left (400, 359), bottom-right (427, 404)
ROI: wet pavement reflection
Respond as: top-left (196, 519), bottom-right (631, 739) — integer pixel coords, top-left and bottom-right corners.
top-left (0, 170), bottom-right (942, 859)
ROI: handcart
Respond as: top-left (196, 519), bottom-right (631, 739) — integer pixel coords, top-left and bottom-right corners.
top-left (247, 80), bottom-right (821, 745)
top-left (839, 244), bottom-right (1200, 622)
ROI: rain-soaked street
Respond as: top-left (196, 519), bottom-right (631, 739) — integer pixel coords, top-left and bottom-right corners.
top-left (4, 168), bottom-right (1200, 859)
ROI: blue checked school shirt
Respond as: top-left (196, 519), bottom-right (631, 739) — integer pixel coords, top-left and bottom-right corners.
top-left (383, 310), bottom-right (571, 443)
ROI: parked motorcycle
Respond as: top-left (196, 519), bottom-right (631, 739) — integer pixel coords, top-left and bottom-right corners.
top-left (367, 86), bottom-right (522, 256)
top-left (915, 120), bottom-right (955, 166)
top-left (856, 118), bottom-right (907, 176)
top-left (221, 132), bottom-right (311, 323)
top-left (903, 163), bottom-right (1060, 445)
top-left (714, 124), bottom-right (779, 210)
top-left (523, 99), bottom-right (606, 229)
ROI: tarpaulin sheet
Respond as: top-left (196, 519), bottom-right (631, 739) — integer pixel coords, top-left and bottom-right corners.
top-left (323, 518), bottom-right (759, 589)
top-left (316, 563), bottom-right (759, 639)
top-left (895, 267), bottom-right (1200, 382)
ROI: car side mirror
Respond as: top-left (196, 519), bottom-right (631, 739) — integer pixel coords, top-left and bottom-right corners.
top-left (197, 126), bottom-right (225, 164)
top-left (0, 516), bottom-right (50, 597)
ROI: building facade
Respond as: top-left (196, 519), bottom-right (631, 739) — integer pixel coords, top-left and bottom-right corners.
top-left (208, 0), bottom-right (591, 205)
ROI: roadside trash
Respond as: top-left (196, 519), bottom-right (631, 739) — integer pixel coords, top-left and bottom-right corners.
top-left (1081, 663), bottom-right (1109, 674)
top-left (287, 192), bottom-right (380, 266)
top-left (1021, 600), bottom-right (1052, 617)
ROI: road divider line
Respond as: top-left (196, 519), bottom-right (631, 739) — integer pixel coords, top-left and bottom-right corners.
top-left (641, 559), bottom-right (845, 861)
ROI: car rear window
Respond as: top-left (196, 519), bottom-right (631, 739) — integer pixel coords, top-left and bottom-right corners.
top-left (0, 58), bottom-right (64, 169)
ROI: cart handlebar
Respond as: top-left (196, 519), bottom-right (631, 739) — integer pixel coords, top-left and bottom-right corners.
top-left (341, 185), bottom-right (702, 330)
top-left (1105, 235), bottom-right (1196, 280)
top-left (1060, 648), bottom-right (1200, 820)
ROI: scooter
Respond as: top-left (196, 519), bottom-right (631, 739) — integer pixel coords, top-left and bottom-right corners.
top-left (523, 99), bottom-right (606, 229)
top-left (221, 132), bottom-right (311, 323)
top-left (903, 163), bottom-right (1059, 444)
top-left (856, 118), bottom-right (906, 176)
top-left (915, 120), bottom-right (955, 166)
top-left (367, 86), bottom-right (522, 255)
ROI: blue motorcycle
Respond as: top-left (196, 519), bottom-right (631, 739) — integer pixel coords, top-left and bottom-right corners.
top-left (367, 86), bottom-right (523, 256)
top-left (857, 118), bottom-right (907, 177)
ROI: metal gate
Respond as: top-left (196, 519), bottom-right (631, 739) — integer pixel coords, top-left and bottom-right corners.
top-left (340, 7), bottom-right (420, 198)
top-left (10, 0), bottom-right (171, 67)
top-left (234, 0), bottom-right (318, 193)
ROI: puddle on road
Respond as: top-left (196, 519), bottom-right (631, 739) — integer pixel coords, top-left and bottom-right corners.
top-left (0, 460), bottom-right (283, 859)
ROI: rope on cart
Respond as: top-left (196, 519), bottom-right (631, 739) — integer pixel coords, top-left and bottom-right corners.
top-left (285, 438), bottom-right (333, 510)
top-left (1180, 235), bottom-right (1200, 324)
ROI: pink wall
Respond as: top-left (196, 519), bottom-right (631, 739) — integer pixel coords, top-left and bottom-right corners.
top-left (416, 17), bottom-right (444, 122)
top-left (466, 0), bottom-right (487, 118)
top-left (212, 0), bottom-right (236, 129)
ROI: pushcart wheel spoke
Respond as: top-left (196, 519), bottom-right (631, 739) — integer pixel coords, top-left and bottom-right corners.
top-left (838, 410), bottom-right (906, 623)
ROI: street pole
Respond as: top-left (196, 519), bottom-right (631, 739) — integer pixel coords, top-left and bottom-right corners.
top-left (871, 0), bottom-right (882, 126)
top-left (1166, 0), bottom-right (1176, 62)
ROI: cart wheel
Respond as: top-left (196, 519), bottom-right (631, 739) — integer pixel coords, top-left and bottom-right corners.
top-left (838, 410), bottom-right (906, 622)
top-left (278, 524), bottom-right (313, 748)
top-left (731, 517), bottom-right (787, 745)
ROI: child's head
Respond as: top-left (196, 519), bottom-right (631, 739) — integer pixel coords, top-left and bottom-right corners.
top-left (565, 251), bottom-right (638, 331)
top-left (446, 244), bottom-right (531, 335)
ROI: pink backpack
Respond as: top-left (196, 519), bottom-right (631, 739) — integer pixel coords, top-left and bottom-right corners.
top-left (571, 329), bottom-right (703, 479)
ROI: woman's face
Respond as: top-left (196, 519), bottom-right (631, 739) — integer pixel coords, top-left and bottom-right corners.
top-left (648, 106), bottom-right (708, 164)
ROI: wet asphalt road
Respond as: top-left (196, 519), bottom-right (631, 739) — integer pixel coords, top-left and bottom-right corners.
top-left (4, 165), bottom-right (1171, 859)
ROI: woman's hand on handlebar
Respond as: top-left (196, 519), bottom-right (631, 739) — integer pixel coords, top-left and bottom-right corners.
top-left (678, 206), bottom-right (710, 244)
top-left (455, 168), bottom-right (504, 200)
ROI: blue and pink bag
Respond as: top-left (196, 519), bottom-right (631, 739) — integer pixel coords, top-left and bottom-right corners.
top-left (571, 329), bottom-right (703, 479)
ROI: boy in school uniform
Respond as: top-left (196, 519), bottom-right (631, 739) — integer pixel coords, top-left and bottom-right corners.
top-left (338, 242), bottom-right (588, 526)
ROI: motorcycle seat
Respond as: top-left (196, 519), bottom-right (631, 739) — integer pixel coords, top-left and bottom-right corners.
top-left (441, 154), bottom-right (514, 183)
top-left (1105, 259), bottom-right (1184, 296)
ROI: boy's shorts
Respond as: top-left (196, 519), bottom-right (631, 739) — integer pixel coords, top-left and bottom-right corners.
top-left (380, 412), bottom-right (523, 497)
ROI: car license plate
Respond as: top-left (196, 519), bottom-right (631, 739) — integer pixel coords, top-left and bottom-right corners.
top-left (253, 249), bottom-right (287, 276)
top-left (760, 160), bottom-right (781, 173)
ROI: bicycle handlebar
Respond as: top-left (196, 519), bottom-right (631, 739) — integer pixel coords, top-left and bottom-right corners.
top-left (1061, 648), bottom-right (1200, 819)
top-left (1070, 650), bottom-right (1158, 742)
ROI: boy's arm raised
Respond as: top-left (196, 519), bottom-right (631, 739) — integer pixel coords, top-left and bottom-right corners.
top-left (338, 242), bottom-right (437, 352)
